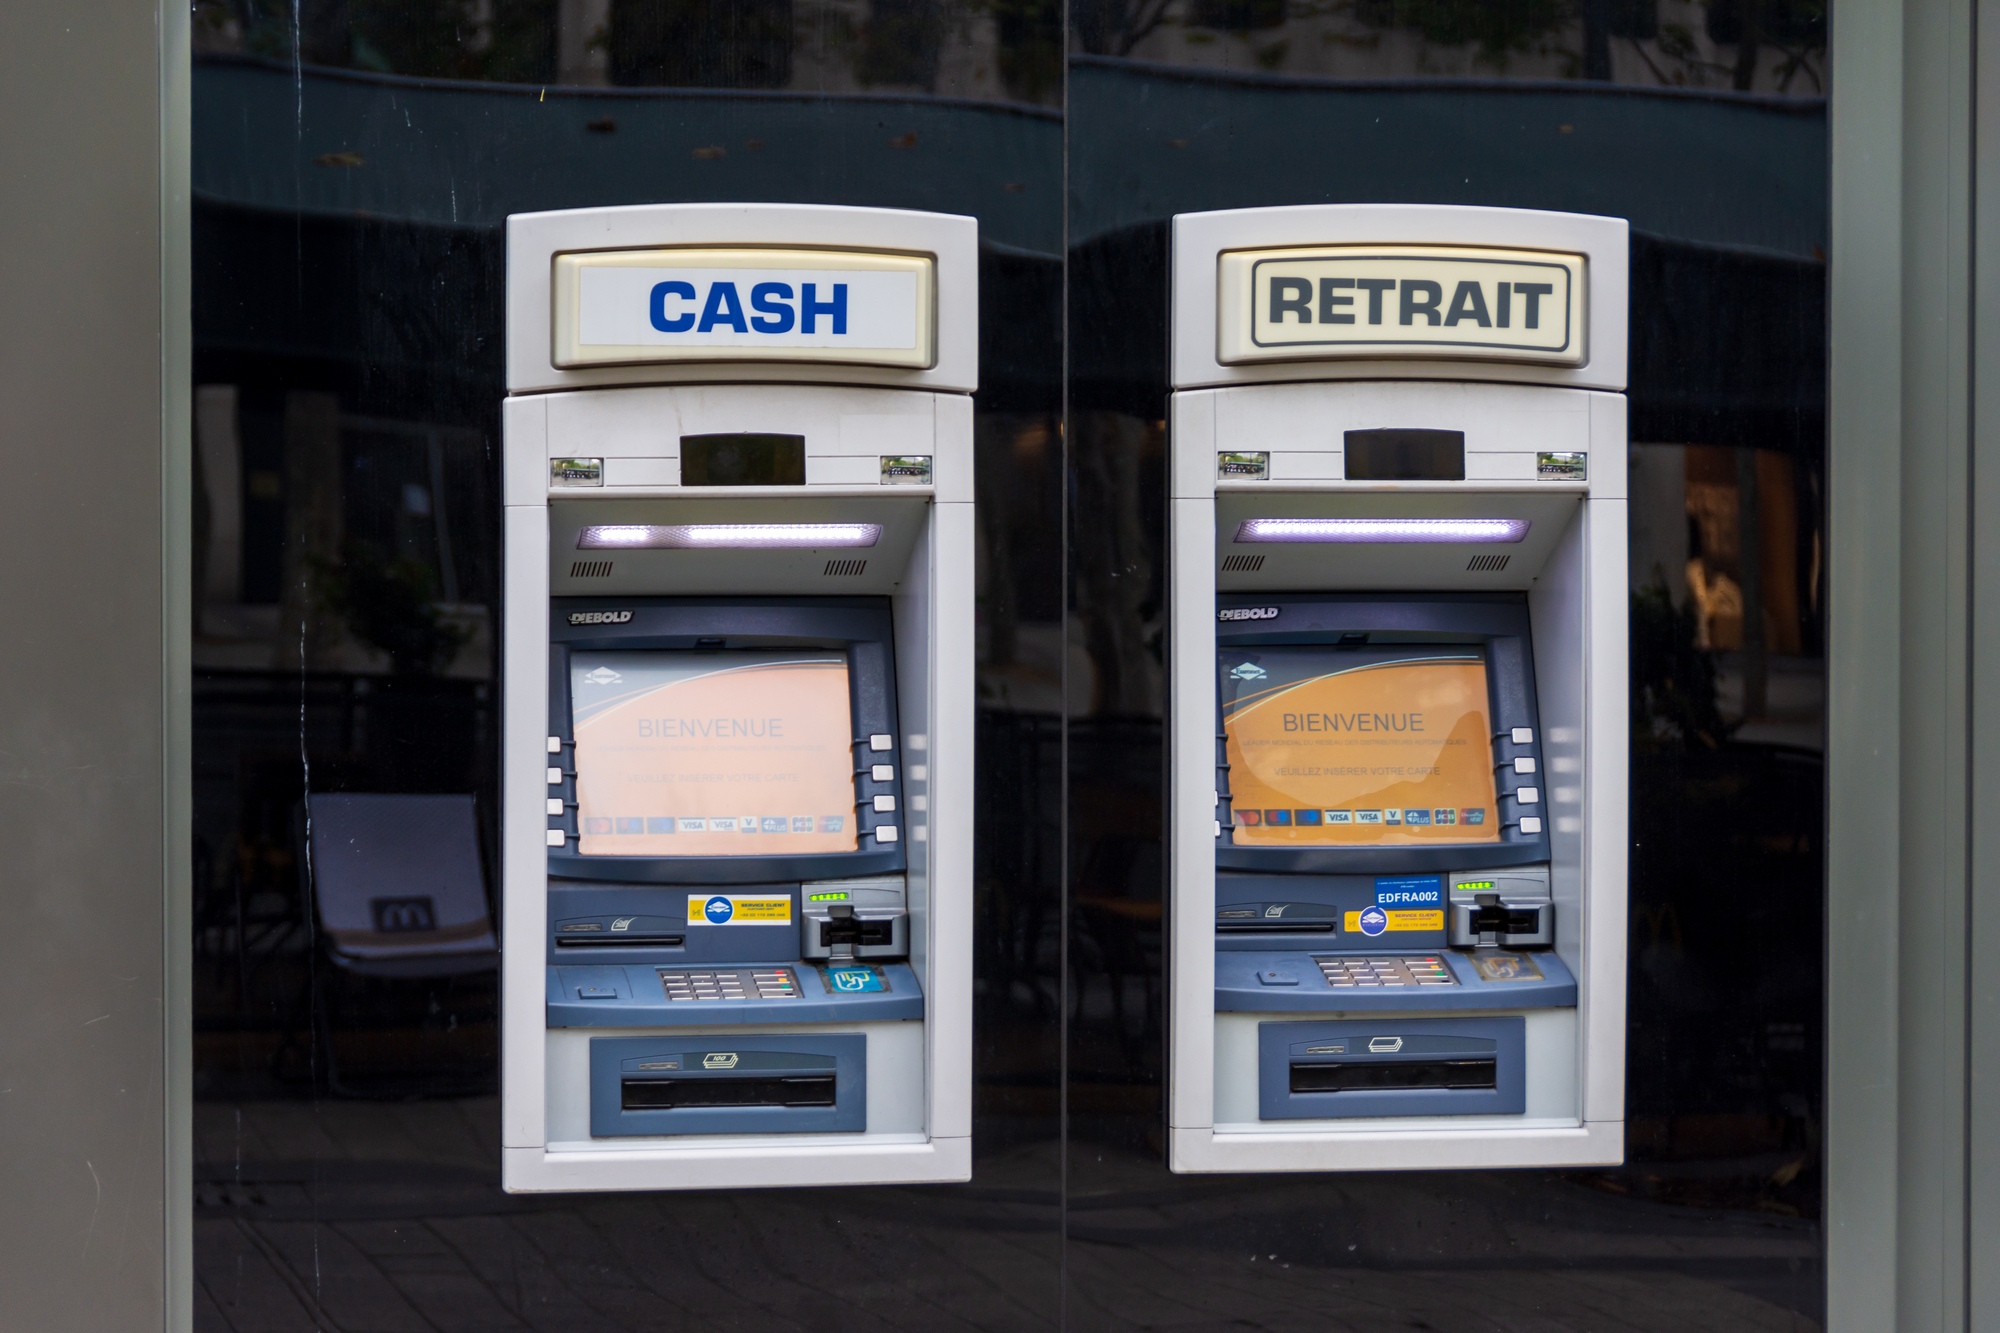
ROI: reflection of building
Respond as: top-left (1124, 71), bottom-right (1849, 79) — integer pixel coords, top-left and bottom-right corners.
top-left (192, 0), bottom-right (1052, 104)
top-left (1111, 0), bottom-right (1826, 95)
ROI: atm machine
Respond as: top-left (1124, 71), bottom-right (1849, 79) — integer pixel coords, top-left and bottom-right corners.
top-left (500, 204), bottom-right (974, 1191)
top-left (1167, 204), bottom-right (1628, 1172)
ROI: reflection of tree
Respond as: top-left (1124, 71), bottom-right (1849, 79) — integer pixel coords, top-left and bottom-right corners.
top-left (1632, 583), bottom-right (1735, 751)
top-left (1350, 0), bottom-right (1575, 63)
top-left (989, 0), bottom-right (1063, 101)
top-left (1706, 0), bottom-right (1824, 91)
top-left (197, 0), bottom-right (560, 81)
top-left (857, 0), bottom-right (946, 89)
top-left (612, 0), bottom-right (793, 87)
top-left (311, 540), bottom-right (472, 676)
top-left (1071, 412), bottom-right (1163, 717)
top-left (1071, 0), bottom-right (1178, 57)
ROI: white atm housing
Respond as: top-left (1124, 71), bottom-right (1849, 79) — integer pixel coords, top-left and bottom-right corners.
top-left (1167, 204), bottom-right (1629, 1173)
top-left (500, 204), bottom-right (976, 1192)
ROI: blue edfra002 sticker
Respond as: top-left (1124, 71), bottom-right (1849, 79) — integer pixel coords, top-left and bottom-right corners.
top-left (1373, 875), bottom-right (1443, 908)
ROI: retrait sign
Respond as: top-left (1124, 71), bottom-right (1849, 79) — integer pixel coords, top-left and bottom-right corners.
top-left (1217, 244), bottom-right (1586, 368)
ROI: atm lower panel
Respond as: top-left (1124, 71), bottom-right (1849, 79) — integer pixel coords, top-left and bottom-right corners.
top-left (1257, 1017), bottom-right (1525, 1119)
top-left (1214, 1008), bottom-right (1578, 1128)
top-left (590, 1032), bottom-right (867, 1137)
top-left (546, 1020), bottom-right (926, 1144)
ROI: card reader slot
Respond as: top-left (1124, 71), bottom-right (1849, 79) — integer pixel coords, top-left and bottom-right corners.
top-left (1289, 1059), bottom-right (1497, 1094)
top-left (1215, 922), bottom-right (1336, 933)
top-left (621, 1075), bottom-right (836, 1110)
top-left (818, 918), bottom-right (897, 948)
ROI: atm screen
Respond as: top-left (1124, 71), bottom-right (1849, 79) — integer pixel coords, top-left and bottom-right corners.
top-left (1220, 646), bottom-right (1500, 845)
top-left (570, 650), bottom-right (858, 857)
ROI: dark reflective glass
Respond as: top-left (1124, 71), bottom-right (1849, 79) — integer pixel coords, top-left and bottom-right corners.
top-left (1063, 2), bottom-right (1824, 1326)
top-left (190, 0), bottom-right (1824, 1325)
top-left (190, 3), bottom-right (1063, 1324)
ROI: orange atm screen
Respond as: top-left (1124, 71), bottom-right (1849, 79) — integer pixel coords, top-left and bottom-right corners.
top-left (1221, 649), bottom-right (1499, 845)
top-left (570, 650), bottom-right (857, 856)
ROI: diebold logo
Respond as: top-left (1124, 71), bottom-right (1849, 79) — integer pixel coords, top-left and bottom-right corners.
top-left (569, 610), bottom-right (633, 626)
top-left (1219, 607), bottom-right (1281, 623)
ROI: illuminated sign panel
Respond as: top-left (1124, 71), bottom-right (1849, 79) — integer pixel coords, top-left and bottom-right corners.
top-left (1217, 244), bottom-right (1586, 367)
top-left (553, 247), bottom-right (935, 370)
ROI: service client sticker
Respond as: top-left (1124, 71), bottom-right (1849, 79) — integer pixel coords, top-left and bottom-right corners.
top-left (688, 894), bottom-right (792, 925)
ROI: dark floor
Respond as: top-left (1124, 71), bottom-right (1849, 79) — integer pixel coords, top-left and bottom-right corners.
top-left (192, 1098), bottom-right (1820, 1333)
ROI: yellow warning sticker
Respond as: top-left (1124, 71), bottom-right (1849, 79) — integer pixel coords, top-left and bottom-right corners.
top-left (1343, 909), bottom-right (1444, 933)
top-left (688, 894), bottom-right (792, 925)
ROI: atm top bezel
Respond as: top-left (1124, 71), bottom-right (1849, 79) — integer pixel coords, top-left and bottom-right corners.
top-left (548, 594), bottom-right (907, 884)
top-left (1213, 591), bottom-right (1552, 874)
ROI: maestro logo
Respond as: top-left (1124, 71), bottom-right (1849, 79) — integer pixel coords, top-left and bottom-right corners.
top-left (702, 895), bottom-right (735, 924)
top-left (1358, 905), bottom-right (1389, 937)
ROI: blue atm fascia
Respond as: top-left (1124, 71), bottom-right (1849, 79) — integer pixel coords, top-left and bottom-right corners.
top-left (1215, 594), bottom-right (1560, 1121)
top-left (1257, 1017), bottom-right (1526, 1120)
top-left (545, 595), bottom-right (925, 1138)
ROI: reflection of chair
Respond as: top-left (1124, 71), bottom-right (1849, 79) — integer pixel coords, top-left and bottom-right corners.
top-left (277, 793), bottom-right (498, 1095)
top-left (308, 793), bottom-right (497, 976)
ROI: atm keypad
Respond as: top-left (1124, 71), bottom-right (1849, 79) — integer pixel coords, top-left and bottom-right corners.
top-left (1313, 956), bottom-right (1457, 988)
top-left (658, 968), bottom-right (800, 1002)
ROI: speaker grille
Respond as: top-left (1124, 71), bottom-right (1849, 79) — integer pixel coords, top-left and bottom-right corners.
top-left (823, 559), bottom-right (867, 577)
top-left (570, 561), bottom-right (613, 578)
top-left (1220, 554), bottom-right (1266, 573)
top-left (1465, 555), bottom-right (1510, 572)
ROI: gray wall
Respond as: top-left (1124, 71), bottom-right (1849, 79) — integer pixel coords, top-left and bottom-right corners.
top-left (0, 0), bottom-right (187, 1329)
top-left (1828, 0), bottom-right (2000, 1328)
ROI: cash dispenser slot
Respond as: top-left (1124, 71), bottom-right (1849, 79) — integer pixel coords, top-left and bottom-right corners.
top-left (1257, 1018), bottom-right (1525, 1120)
top-left (622, 1074), bottom-right (835, 1110)
top-left (1289, 1058), bottom-right (1496, 1094)
top-left (590, 1033), bottom-right (867, 1136)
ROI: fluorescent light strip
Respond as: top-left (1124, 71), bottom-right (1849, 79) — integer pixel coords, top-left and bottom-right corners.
top-left (1234, 518), bottom-right (1531, 545)
top-left (576, 523), bottom-right (883, 550)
